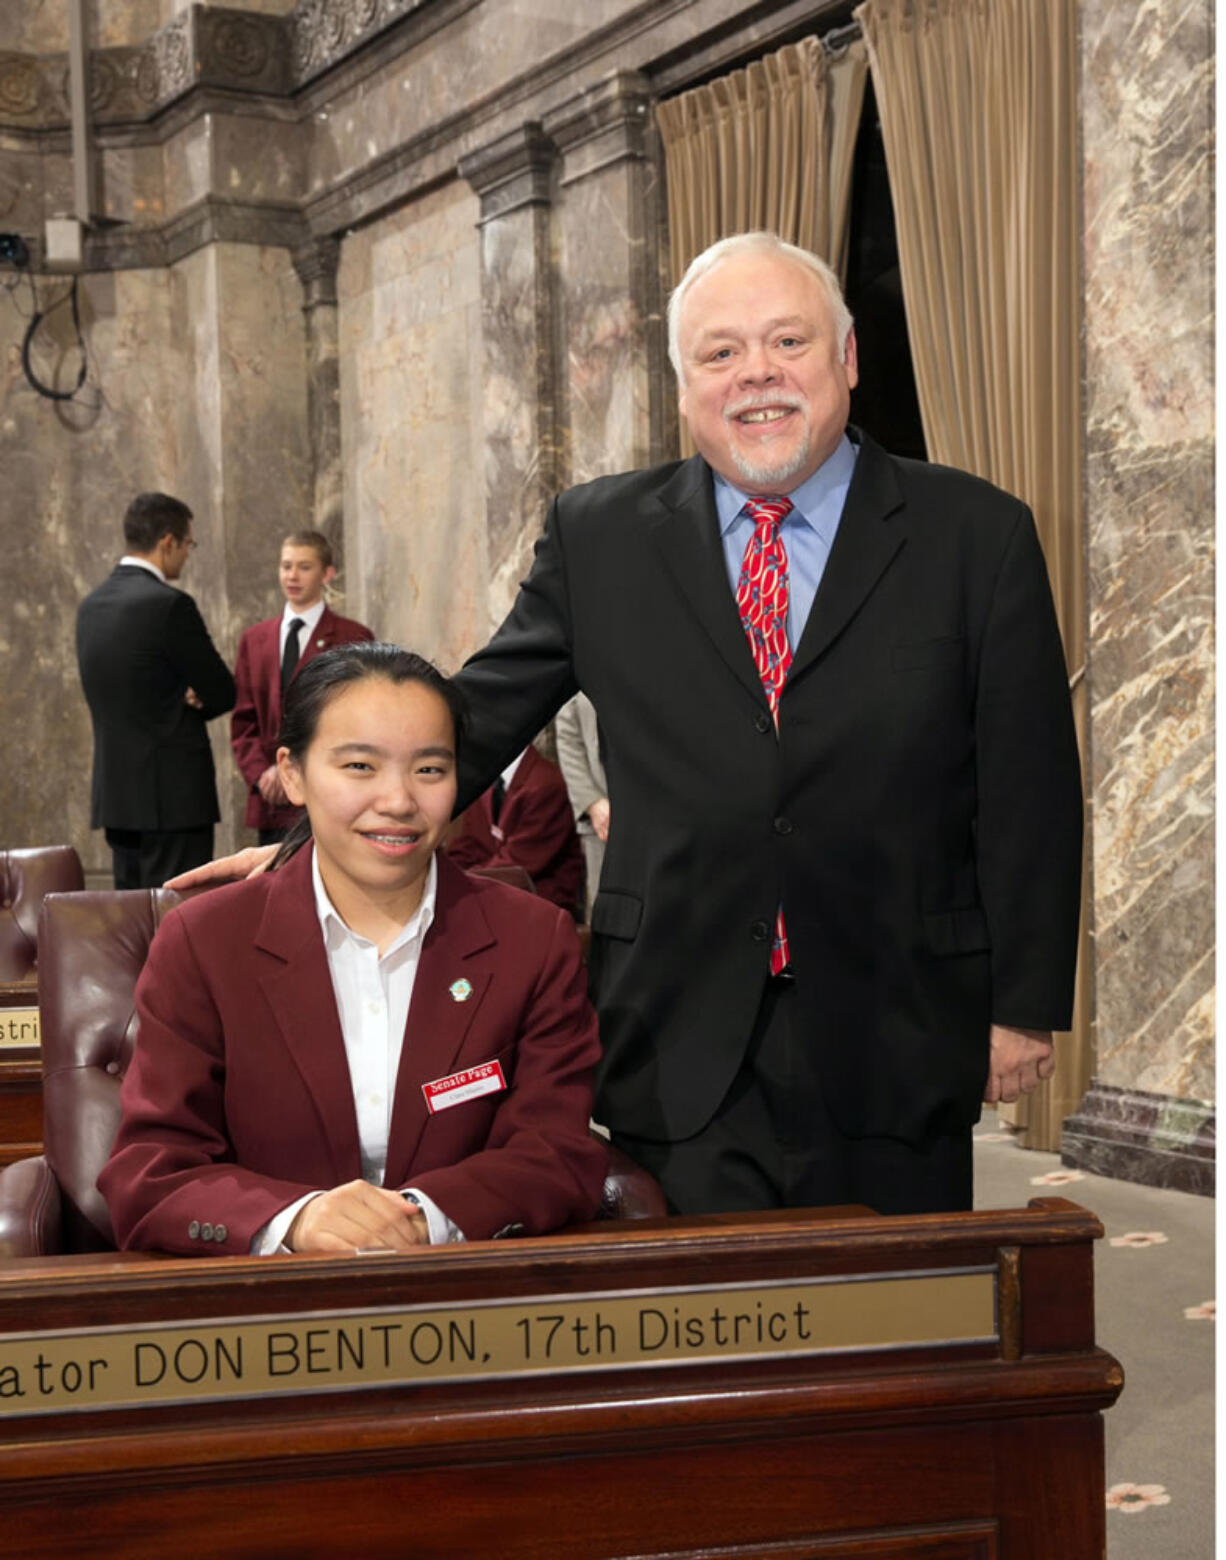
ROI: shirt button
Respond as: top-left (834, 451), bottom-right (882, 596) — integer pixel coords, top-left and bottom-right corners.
top-left (367, 1000), bottom-right (382, 1015)
top-left (773, 817), bottom-right (793, 835)
top-left (750, 919), bottom-right (771, 942)
top-left (755, 712), bottom-right (772, 734)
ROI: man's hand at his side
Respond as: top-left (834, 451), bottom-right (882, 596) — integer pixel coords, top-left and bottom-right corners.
top-left (587, 797), bottom-right (611, 842)
top-left (164, 844), bottom-right (278, 889)
top-left (287, 1181), bottom-right (429, 1254)
top-left (256, 764), bottom-right (287, 805)
top-left (983, 1025), bottom-right (1056, 1104)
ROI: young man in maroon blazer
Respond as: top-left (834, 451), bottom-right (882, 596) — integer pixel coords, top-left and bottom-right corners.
top-left (230, 531), bottom-right (374, 843)
top-left (448, 745), bottom-right (585, 918)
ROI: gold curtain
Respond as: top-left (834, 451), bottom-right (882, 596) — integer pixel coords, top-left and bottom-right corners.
top-left (656, 35), bottom-right (869, 286)
top-left (856, 0), bottom-right (1088, 1150)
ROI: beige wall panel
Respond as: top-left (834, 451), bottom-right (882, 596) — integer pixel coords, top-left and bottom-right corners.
top-left (338, 179), bottom-right (487, 673)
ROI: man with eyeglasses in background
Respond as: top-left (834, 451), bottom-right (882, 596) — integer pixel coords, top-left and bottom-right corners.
top-left (76, 491), bottom-right (235, 888)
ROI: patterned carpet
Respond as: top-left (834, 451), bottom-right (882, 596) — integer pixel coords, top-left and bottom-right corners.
top-left (972, 1112), bottom-right (1215, 1560)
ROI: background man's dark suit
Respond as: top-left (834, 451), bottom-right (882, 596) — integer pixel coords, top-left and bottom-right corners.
top-left (77, 565), bottom-right (236, 886)
top-left (454, 432), bottom-right (1082, 1186)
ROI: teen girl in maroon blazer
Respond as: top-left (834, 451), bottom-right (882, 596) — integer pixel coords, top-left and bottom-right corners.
top-left (101, 644), bottom-right (606, 1256)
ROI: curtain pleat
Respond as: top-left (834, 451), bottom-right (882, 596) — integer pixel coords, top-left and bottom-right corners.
top-left (657, 36), bottom-right (869, 281)
top-left (856, 0), bottom-right (1088, 1150)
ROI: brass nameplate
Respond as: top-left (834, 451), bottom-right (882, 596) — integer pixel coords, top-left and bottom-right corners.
top-left (0, 1008), bottom-right (38, 1049)
top-left (0, 1269), bottom-right (994, 1418)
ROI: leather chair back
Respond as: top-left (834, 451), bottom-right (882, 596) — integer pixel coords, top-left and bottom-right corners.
top-left (37, 888), bottom-right (184, 1252)
top-left (0, 846), bottom-right (84, 984)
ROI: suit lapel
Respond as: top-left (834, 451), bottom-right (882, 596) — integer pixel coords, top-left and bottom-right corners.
top-left (298, 606), bottom-right (337, 672)
top-left (384, 858), bottom-right (496, 1184)
top-left (254, 846), bottom-right (363, 1184)
top-left (647, 456), bottom-right (765, 708)
top-left (788, 434), bottom-right (909, 683)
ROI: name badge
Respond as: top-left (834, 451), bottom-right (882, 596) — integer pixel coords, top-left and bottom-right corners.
top-left (422, 1060), bottom-right (507, 1114)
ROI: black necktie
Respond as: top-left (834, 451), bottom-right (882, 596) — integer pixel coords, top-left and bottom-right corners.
top-left (490, 776), bottom-right (507, 824)
top-left (281, 618), bottom-right (305, 693)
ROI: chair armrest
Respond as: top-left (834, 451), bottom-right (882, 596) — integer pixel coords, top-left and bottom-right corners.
top-left (599, 1140), bottom-right (669, 1221)
top-left (0, 1156), bottom-right (63, 1257)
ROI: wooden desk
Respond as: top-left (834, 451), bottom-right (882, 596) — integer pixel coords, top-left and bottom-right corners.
top-left (0, 984), bottom-right (40, 1167)
top-left (0, 1200), bottom-right (1121, 1559)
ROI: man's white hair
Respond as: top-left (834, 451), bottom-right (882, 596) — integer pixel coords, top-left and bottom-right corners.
top-left (667, 231), bottom-right (854, 383)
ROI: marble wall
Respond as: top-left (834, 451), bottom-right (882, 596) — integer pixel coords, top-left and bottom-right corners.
top-left (1080, 0), bottom-right (1214, 1101)
top-left (0, 244), bottom-right (308, 878)
top-left (0, 265), bottom-right (183, 872)
top-left (337, 178), bottom-right (488, 669)
top-left (1056, 0), bottom-right (1215, 1189)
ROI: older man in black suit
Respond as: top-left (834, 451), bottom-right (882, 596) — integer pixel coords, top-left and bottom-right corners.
top-left (77, 492), bottom-right (235, 888)
top-left (452, 233), bottom-right (1083, 1217)
top-left (175, 233), bottom-right (1082, 1218)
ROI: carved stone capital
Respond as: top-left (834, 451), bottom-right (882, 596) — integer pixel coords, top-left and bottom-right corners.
top-left (293, 236), bottom-right (341, 308)
top-left (458, 123), bottom-right (557, 224)
top-left (542, 70), bottom-right (651, 187)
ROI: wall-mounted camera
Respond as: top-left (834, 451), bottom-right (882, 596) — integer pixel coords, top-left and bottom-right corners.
top-left (0, 234), bottom-right (30, 268)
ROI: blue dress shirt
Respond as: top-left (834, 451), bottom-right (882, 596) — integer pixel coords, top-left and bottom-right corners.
top-left (715, 435), bottom-right (859, 649)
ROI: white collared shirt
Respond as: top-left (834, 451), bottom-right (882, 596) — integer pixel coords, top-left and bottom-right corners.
top-left (280, 597), bottom-right (326, 659)
top-left (499, 750), bottom-right (525, 789)
top-left (119, 554), bottom-right (166, 583)
top-left (252, 850), bottom-right (463, 1252)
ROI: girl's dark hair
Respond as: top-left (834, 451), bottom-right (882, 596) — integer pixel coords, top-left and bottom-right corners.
top-left (271, 642), bottom-right (468, 869)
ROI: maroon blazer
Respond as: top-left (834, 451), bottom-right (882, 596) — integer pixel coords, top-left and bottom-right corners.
top-left (99, 847), bottom-right (607, 1255)
top-left (448, 745), bottom-right (584, 917)
top-left (230, 606), bottom-right (374, 831)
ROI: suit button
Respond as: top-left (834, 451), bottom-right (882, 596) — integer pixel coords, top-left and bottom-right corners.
top-left (200, 1222), bottom-right (214, 1241)
top-left (750, 920), bottom-right (771, 942)
top-left (214, 1224), bottom-right (228, 1244)
top-left (188, 1221), bottom-right (200, 1240)
top-left (755, 712), bottom-right (772, 734)
top-left (773, 817), bottom-right (793, 835)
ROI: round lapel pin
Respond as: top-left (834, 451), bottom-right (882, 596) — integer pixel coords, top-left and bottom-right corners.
top-left (449, 978), bottom-right (473, 1003)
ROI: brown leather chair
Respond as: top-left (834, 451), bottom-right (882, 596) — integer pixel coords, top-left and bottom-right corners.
top-left (0, 845), bottom-right (84, 986)
top-left (0, 887), bottom-right (665, 1258)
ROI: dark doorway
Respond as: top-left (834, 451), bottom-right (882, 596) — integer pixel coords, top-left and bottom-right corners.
top-left (844, 73), bottom-right (927, 460)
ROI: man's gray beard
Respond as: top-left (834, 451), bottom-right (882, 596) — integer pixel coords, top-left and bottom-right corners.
top-left (730, 439), bottom-right (812, 490)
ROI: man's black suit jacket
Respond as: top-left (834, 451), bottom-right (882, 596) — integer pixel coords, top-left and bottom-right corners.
top-left (76, 565), bottom-right (236, 833)
top-left (455, 434), bottom-right (1083, 1148)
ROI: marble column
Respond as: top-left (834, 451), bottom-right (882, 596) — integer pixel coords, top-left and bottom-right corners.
top-left (293, 236), bottom-right (344, 554)
top-left (1061, 1), bottom-right (1215, 1193)
top-left (544, 71), bottom-right (674, 485)
top-left (170, 242), bottom-right (312, 853)
top-left (458, 123), bottom-right (561, 629)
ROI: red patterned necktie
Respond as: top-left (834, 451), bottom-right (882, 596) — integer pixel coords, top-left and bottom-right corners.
top-left (735, 496), bottom-right (793, 975)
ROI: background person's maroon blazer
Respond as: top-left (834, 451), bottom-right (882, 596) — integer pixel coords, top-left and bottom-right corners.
top-left (448, 744), bottom-right (584, 917)
top-left (230, 606), bottom-right (374, 832)
top-left (99, 847), bottom-right (606, 1255)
